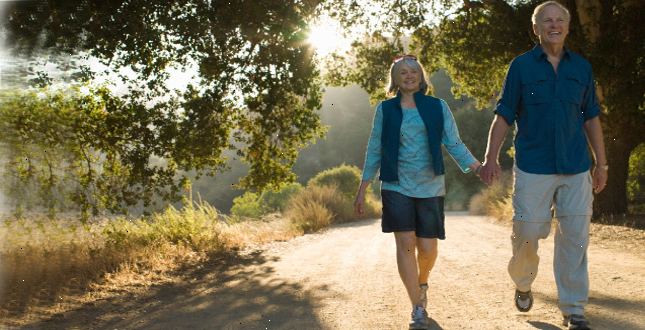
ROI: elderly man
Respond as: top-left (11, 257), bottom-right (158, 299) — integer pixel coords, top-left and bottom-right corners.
top-left (479, 1), bottom-right (607, 329)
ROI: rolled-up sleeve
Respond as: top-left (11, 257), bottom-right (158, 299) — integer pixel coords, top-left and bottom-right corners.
top-left (441, 100), bottom-right (477, 173)
top-left (494, 59), bottom-right (521, 126)
top-left (582, 70), bottom-right (601, 121)
top-left (361, 102), bottom-right (383, 181)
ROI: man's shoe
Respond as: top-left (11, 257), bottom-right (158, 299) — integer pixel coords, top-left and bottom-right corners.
top-left (419, 284), bottom-right (429, 309)
top-left (514, 289), bottom-right (533, 312)
top-left (563, 314), bottom-right (591, 330)
top-left (409, 305), bottom-right (429, 330)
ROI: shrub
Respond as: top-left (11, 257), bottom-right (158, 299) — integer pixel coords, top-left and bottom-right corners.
top-left (230, 192), bottom-right (265, 219)
top-left (308, 164), bottom-right (365, 197)
top-left (286, 184), bottom-right (381, 233)
top-left (260, 182), bottom-right (303, 212)
top-left (286, 185), bottom-right (336, 233)
top-left (468, 171), bottom-right (513, 221)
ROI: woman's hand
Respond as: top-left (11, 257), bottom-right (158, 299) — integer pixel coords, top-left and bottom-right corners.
top-left (354, 192), bottom-right (366, 216)
top-left (354, 181), bottom-right (371, 216)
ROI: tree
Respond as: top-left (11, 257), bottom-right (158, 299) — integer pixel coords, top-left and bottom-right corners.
top-left (324, 0), bottom-right (644, 216)
top-left (1, 0), bottom-right (326, 214)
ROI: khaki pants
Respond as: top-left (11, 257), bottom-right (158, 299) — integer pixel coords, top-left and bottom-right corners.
top-left (508, 167), bottom-right (593, 316)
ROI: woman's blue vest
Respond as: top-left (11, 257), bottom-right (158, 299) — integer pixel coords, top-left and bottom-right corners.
top-left (379, 91), bottom-right (445, 182)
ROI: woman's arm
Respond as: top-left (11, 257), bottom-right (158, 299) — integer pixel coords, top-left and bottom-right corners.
top-left (440, 100), bottom-right (480, 173)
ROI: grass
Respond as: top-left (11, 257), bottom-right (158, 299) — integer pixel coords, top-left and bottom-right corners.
top-left (0, 184), bottom-right (379, 322)
top-left (286, 184), bottom-right (380, 233)
top-left (468, 171), bottom-right (513, 221)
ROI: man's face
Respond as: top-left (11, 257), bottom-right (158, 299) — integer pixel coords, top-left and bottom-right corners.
top-left (533, 4), bottom-right (569, 48)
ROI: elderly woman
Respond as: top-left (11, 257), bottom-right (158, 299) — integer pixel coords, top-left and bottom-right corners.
top-left (354, 55), bottom-right (482, 329)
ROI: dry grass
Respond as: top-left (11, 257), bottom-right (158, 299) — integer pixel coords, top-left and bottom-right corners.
top-left (286, 184), bottom-right (380, 233)
top-left (0, 201), bottom-right (229, 320)
top-left (0, 185), bottom-right (382, 323)
top-left (468, 171), bottom-right (513, 221)
top-left (219, 213), bottom-right (301, 247)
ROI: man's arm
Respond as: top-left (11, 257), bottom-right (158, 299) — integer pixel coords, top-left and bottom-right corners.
top-left (583, 116), bottom-right (608, 193)
top-left (480, 115), bottom-right (510, 185)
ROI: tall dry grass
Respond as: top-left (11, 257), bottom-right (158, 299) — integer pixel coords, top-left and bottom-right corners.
top-left (0, 183), bottom-right (381, 320)
top-left (286, 184), bottom-right (380, 233)
top-left (0, 201), bottom-right (230, 317)
top-left (468, 171), bottom-right (514, 222)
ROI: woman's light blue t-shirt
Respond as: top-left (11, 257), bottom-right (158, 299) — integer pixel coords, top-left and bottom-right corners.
top-left (361, 99), bottom-right (477, 198)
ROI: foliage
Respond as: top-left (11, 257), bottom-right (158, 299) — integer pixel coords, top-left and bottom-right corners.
top-left (103, 202), bottom-right (223, 251)
top-left (229, 191), bottom-right (265, 219)
top-left (627, 143), bottom-right (645, 213)
top-left (286, 184), bottom-right (379, 233)
top-left (260, 182), bottom-right (304, 212)
top-left (307, 164), bottom-right (365, 198)
top-left (323, 33), bottom-right (404, 104)
top-left (287, 188), bottom-right (334, 233)
top-left (0, 86), bottom-right (186, 219)
top-left (1, 0), bottom-right (327, 215)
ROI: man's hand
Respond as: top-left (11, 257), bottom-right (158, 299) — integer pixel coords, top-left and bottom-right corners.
top-left (592, 165), bottom-right (608, 193)
top-left (480, 160), bottom-right (502, 185)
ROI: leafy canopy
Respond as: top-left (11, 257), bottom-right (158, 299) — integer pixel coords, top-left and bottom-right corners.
top-left (1, 0), bottom-right (327, 214)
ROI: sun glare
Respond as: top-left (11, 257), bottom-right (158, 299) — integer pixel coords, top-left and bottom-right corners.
top-left (307, 17), bottom-right (351, 57)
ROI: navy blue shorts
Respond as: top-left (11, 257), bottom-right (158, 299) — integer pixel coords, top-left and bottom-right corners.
top-left (381, 190), bottom-right (445, 239)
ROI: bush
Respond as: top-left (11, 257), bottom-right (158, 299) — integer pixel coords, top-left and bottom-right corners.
top-left (286, 184), bottom-right (380, 233)
top-left (468, 171), bottom-right (513, 221)
top-left (286, 185), bottom-right (339, 233)
top-left (260, 182), bottom-right (303, 212)
top-left (308, 164), bottom-right (365, 197)
top-left (230, 192), bottom-right (265, 219)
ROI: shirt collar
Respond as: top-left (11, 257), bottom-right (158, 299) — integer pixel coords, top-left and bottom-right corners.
top-left (531, 44), bottom-right (571, 61)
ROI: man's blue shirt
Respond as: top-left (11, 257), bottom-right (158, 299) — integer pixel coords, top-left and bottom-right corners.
top-left (495, 45), bottom-right (600, 174)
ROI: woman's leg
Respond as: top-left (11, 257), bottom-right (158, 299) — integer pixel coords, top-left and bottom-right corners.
top-left (416, 238), bottom-right (438, 285)
top-left (394, 231), bottom-right (422, 306)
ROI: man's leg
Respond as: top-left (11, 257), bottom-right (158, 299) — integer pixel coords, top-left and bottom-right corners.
top-left (508, 220), bottom-right (552, 292)
top-left (508, 166), bottom-right (558, 293)
top-left (554, 215), bottom-right (590, 316)
top-left (553, 171), bottom-right (593, 317)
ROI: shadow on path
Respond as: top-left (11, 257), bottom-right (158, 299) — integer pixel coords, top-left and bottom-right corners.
top-left (537, 290), bottom-right (645, 330)
top-left (21, 250), bottom-right (325, 330)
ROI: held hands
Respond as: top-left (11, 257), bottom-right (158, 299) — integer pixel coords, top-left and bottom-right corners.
top-left (479, 160), bottom-right (502, 185)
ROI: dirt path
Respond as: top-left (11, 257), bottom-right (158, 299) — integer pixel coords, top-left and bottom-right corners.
top-left (17, 214), bottom-right (645, 329)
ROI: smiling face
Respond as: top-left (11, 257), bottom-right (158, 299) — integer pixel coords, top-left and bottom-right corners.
top-left (533, 4), bottom-right (570, 48)
top-left (396, 63), bottom-right (422, 94)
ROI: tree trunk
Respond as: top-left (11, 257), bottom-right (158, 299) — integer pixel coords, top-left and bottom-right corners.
top-left (593, 139), bottom-right (632, 217)
top-left (574, 0), bottom-right (602, 43)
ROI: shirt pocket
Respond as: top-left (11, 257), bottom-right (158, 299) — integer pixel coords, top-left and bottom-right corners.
top-left (562, 74), bottom-right (586, 106)
top-left (520, 74), bottom-right (549, 106)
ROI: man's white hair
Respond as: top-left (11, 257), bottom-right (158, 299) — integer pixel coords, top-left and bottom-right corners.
top-left (532, 1), bottom-right (571, 24)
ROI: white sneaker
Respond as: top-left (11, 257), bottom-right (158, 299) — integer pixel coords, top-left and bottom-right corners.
top-left (409, 305), bottom-right (429, 330)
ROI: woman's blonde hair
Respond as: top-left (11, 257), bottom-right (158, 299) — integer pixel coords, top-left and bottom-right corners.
top-left (531, 1), bottom-right (570, 24)
top-left (386, 57), bottom-right (429, 96)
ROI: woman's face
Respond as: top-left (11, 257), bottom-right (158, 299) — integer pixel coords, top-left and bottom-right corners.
top-left (397, 64), bottom-right (421, 94)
